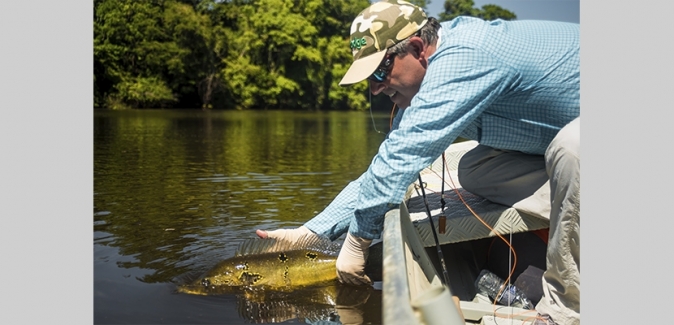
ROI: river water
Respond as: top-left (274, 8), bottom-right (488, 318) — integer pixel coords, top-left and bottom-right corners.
top-left (94, 109), bottom-right (390, 324)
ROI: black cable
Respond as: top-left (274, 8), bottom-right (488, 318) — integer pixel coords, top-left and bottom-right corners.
top-left (417, 174), bottom-right (451, 287)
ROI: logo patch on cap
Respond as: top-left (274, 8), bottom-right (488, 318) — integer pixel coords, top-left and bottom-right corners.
top-left (350, 37), bottom-right (367, 50)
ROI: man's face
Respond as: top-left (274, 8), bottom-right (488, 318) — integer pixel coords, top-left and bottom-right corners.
top-left (368, 40), bottom-right (427, 109)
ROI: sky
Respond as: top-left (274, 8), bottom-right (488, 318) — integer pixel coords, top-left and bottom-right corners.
top-left (426, 0), bottom-right (579, 23)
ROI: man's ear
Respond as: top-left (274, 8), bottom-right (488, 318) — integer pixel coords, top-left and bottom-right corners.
top-left (408, 37), bottom-right (424, 57)
top-left (408, 37), bottom-right (428, 67)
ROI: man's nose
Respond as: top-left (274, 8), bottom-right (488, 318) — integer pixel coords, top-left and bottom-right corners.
top-left (369, 80), bottom-right (386, 95)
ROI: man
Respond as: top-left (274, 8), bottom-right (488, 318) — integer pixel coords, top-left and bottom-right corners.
top-left (257, 1), bottom-right (579, 324)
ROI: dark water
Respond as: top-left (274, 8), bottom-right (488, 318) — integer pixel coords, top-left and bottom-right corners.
top-left (94, 109), bottom-right (390, 324)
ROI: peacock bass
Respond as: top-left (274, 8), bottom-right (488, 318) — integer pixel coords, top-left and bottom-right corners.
top-left (177, 234), bottom-right (341, 295)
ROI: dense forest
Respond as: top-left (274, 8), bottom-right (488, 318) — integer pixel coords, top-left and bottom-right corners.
top-left (94, 0), bottom-right (515, 110)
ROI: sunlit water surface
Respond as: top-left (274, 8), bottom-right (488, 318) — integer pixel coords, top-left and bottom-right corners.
top-left (94, 109), bottom-right (390, 324)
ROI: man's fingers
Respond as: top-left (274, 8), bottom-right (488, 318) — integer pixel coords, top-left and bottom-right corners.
top-left (254, 226), bottom-right (312, 242)
top-left (337, 271), bottom-right (372, 286)
top-left (255, 229), bottom-right (268, 239)
top-left (360, 274), bottom-right (372, 285)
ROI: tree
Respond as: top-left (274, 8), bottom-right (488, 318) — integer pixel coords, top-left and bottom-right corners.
top-left (94, 0), bottom-right (375, 110)
top-left (438, 0), bottom-right (516, 22)
top-left (162, 1), bottom-right (225, 109)
top-left (479, 4), bottom-right (516, 20)
top-left (94, 0), bottom-right (214, 109)
top-left (208, 0), bottom-right (371, 110)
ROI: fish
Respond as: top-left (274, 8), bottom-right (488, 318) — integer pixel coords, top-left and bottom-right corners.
top-left (177, 234), bottom-right (342, 295)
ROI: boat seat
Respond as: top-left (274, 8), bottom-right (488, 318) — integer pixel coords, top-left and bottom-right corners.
top-left (405, 140), bottom-right (550, 247)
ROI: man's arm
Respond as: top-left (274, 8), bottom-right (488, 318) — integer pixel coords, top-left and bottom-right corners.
top-left (348, 45), bottom-right (518, 240)
top-left (335, 46), bottom-right (519, 285)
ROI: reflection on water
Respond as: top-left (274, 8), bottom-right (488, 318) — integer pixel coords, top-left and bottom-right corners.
top-left (234, 285), bottom-right (378, 324)
top-left (94, 109), bottom-right (388, 324)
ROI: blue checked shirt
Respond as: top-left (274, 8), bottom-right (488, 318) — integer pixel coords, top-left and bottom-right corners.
top-left (305, 17), bottom-right (580, 240)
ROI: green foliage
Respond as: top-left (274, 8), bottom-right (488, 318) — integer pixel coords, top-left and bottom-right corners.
top-left (480, 4), bottom-right (516, 21)
top-left (95, 0), bottom-right (214, 108)
top-left (114, 76), bottom-right (176, 109)
top-left (439, 0), bottom-right (516, 22)
top-left (212, 0), bottom-right (371, 110)
top-left (93, 0), bottom-right (514, 110)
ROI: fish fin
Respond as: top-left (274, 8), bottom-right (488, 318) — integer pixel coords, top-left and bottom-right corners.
top-left (171, 270), bottom-right (203, 286)
top-left (294, 234), bottom-right (342, 256)
top-left (235, 237), bottom-right (282, 256)
top-left (235, 234), bottom-right (341, 256)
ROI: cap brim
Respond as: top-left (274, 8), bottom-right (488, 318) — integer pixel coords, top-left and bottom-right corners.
top-left (339, 50), bottom-right (387, 86)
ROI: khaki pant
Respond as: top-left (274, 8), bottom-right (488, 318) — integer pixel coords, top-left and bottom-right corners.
top-left (458, 118), bottom-right (580, 325)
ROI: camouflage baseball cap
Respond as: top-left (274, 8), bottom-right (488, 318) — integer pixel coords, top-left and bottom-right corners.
top-left (339, 0), bottom-right (428, 86)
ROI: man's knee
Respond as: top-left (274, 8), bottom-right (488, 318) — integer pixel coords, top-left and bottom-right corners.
top-left (457, 145), bottom-right (548, 207)
top-left (545, 117), bottom-right (580, 173)
top-left (457, 145), bottom-right (495, 193)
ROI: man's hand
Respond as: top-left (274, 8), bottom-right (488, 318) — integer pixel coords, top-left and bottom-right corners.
top-left (255, 226), bottom-right (313, 243)
top-left (336, 232), bottom-right (372, 286)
